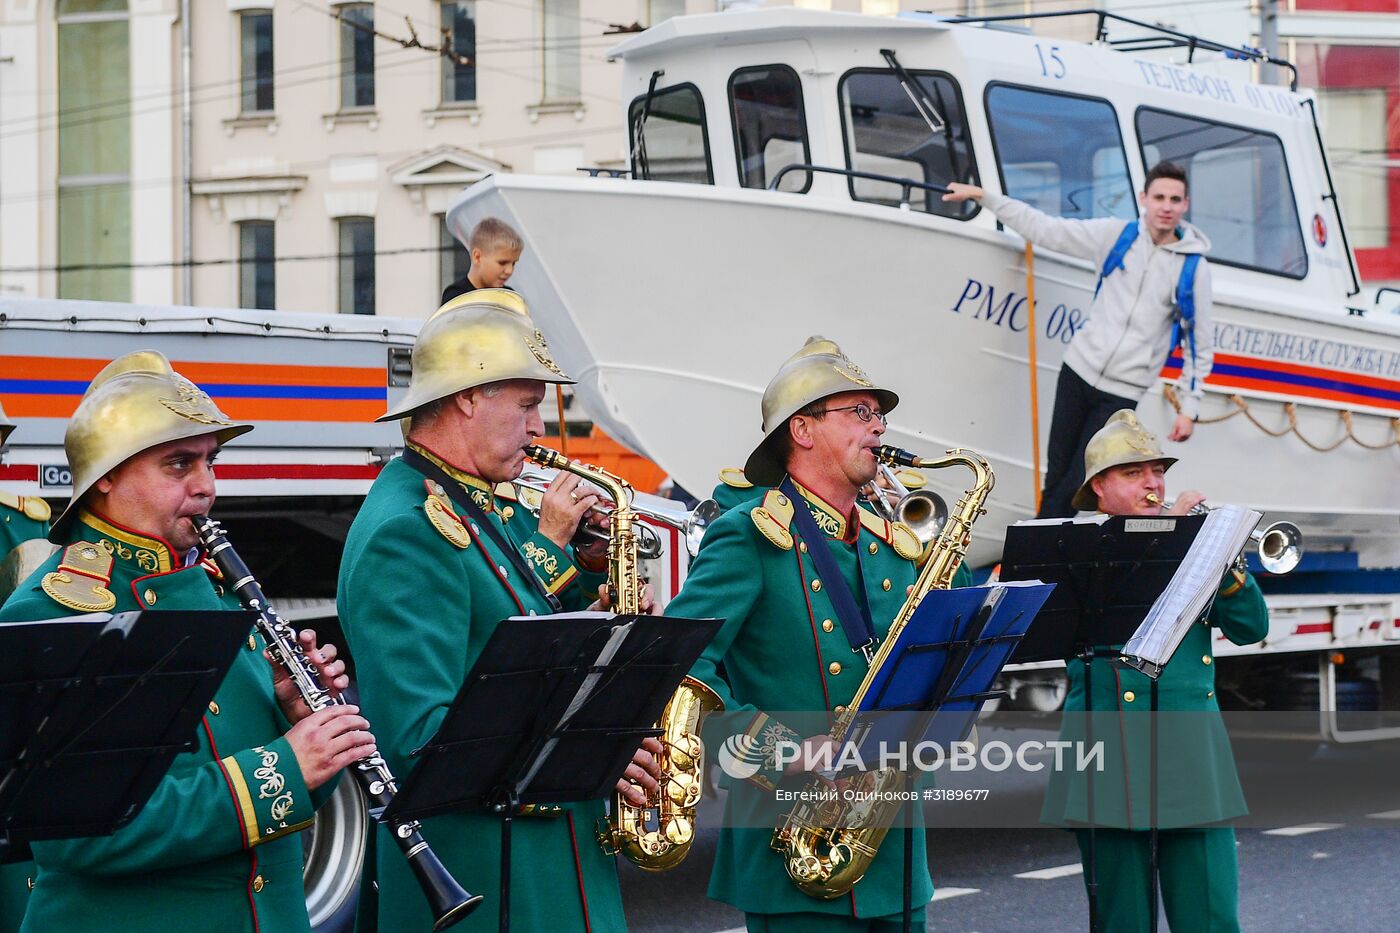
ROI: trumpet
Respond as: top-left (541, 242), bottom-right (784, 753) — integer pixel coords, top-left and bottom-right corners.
top-left (1144, 494), bottom-right (1303, 575)
top-left (862, 459), bottom-right (949, 557)
top-left (510, 470), bottom-right (720, 559)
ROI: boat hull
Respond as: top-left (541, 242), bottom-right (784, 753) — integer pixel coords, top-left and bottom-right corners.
top-left (451, 176), bottom-right (1400, 567)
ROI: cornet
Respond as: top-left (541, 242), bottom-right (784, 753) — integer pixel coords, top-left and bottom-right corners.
top-left (1145, 494), bottom-right (1303, 575)
top-left (510, 470), bottom-right (720, 559)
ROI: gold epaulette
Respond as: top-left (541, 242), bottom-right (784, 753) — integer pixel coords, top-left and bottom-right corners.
top-left (493, 481), bottom-right (519, 502)
top-left (719, 467), bottom-right (753, 489)
top-left (750, 489), bottom-right (794, 550)
top-left (423, 480), bottom-right (470, 549)
top-left (42, 542), bottom-right (116, 612)
top-left (857, 509), bottom-right (921, 561)
top-left (0, 491), bottom-right (51, 523)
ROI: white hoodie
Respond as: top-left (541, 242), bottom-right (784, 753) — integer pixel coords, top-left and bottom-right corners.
top-left (980, 192), bottom-right (1214, 420)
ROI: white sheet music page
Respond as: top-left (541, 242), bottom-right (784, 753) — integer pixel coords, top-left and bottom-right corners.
top-left (1122, 505), bottom-right (1261, 669)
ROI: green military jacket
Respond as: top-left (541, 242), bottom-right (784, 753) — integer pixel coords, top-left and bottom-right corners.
top-left (337, 451), bottom-right (625, 933)
top-left (0, 511), bottom-right (325, 933)
top-left (1042, 572), bottom-right (1269, 829)
top-left (0, 492), bottom-right (49, 933)
top-left (0, 493), bottom-right (49, 563)
top-left (667, 481), bottom-right (936, 919)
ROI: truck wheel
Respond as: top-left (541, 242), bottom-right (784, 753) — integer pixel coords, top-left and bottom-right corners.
top-left (304, 776), bottom-right (368, 933)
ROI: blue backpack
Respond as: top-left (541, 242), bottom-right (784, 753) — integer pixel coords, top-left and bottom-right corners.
top-left (1093, 220), bottom-right (1202, 391)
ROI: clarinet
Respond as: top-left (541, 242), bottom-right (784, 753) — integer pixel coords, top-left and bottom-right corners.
top-left (194, 515), bottom-right (482, 931)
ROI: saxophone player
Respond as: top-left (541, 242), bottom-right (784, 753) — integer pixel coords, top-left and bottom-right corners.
top-left (337, 289), bottom-right (661, 933)
top-left (666, 336), bottom-right (940, 933)
top-left (0, 351), bottom-right (373, 933)
top-left (1042, 410), bottom-right (1268, 933)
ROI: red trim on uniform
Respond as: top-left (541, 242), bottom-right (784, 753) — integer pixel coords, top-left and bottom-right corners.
top-left (462, 521), bottom-right (527, 616)
top-left (204, 718), bottom-right (252, 850)
top-left (86, 507), bottom-right (182, 558)
top-left (565, 811), bottom-right (592, 933)
top-left (1110, 666), bottom-right (1133, 828)
top-left (793, 546), bottom-right (833, 719)
top-left (245, 852), bottom-right (262, 933)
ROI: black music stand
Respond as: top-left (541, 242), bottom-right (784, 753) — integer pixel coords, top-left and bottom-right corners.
top-left (844, 582), bottom-right (1054, 933)
top-left (0, 609), bottom-right (255, 863)
top-left (1001, 515), bottom-right (1205, 933)
top-left (383, 610), bottom-right (720, 933)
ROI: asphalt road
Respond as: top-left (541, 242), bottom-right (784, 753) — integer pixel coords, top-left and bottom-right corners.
top-left (620, 739), bottom-right (1400, 931)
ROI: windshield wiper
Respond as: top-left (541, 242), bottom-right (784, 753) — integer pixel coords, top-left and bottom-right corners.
top-left (880, 49), bottom-right (945, 133)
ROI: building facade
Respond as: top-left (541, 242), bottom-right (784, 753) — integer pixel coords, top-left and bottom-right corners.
top-left (3, 0), bottom-right (1396, 314)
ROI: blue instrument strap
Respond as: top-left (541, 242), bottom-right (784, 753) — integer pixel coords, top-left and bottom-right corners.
top-left (779, 478), bottom-right (878, 661)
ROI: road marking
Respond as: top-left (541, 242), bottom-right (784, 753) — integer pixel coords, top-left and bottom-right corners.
top-left (1367, 809), bottom-right (1400, 820)
top-left (1262, 823), bottom-right (1344, 837)
top-left (932, 887), bottom-right (981, 902)
top-left (1015, 863), bottom-right (1083, 880)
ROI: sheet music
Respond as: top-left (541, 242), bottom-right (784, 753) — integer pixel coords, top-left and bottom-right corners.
top-left (515, 616), bottom-right (634, 796)
top-left (1123, 505), bottom-right (1261, 668)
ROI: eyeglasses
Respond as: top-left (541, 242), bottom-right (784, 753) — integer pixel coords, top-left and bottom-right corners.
top-left (816, 403), bottom-right (888, 427)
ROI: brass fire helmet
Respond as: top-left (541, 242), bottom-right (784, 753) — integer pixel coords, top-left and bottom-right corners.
top-left (0, 399), bottom-right (14, 446)
top-left (51, 350), bottom-right (253, 540)
top-left (1071, 409), bottom-right (1178, 512)
top-left (378, 288), bottom-right (574, 423)
top-left (743, 335), bottom-right (899, 487)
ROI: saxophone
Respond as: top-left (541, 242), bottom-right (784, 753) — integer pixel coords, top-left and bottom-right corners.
top-left (771, 445), bottom-right (994, 899)
top-left (523, 446), bottom-right (723, 871)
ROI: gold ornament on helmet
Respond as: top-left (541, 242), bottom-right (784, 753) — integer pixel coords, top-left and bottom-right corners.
top-left (1071, 409), bottom-right (1178, 512)
top-left (378, 288), bottom-right (573, 422)
top-left (743, 336), bottom-right (899, 486)
top-left (51, 351), bottom-right (252, 539)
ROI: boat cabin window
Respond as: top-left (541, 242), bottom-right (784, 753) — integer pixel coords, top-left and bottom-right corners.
top-left (986, 85), bottom-right (1135, 221)
top-left (628, 83), bottom-right (713, 185)
top-left (730, 65), bottom-right (811, 193)
top-left (838, 69), bottom-right (978, 218)
top-left (1136, 108), bottom-right (1307, 279)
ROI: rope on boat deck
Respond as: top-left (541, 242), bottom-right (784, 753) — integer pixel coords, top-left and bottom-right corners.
top-left (1163, 384), bottom-right (1400, 452)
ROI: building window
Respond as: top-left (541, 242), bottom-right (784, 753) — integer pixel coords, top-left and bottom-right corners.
top-left (840, 69), bottom-right (979, 218)
top-left (648, 0), bottom-right (686, 25)
top-left (57, 0), bottom-right (131, 301)
top-left (440, 2), bottom-right (476, 104)
top-left (986, 84), bottom-right (1132, 222)
top-left (239, 221), bottom-right (275, 310)
top-left (240, 11), bottom-right (274, 113)
top-left (438, 215), bottom-right (471, 296)
top-left (339, 3), bottom-right (375, 110)
top-left (542, 0), bottom-right (580, 101)
top-left (338, 217), bottom-right (375, 314)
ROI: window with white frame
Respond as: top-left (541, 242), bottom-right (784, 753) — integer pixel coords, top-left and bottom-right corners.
top-left (338, 217), bottom-right (375, 314)
top-left (239, 221), bottom-right (275, 310)
top-left (440, 2), bottom-right (476, 104)
top-left (240, 10), bottom-right (274, 113)
top-left (339, 3), bottom-right (375, 109)
top-left (542, 0), bottom-right (580, 102)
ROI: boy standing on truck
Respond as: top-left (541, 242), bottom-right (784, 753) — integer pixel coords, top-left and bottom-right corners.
top-left (440, 216), bottom-right (525, 304)
top-left (943, 162), bottom-right (1214, 518)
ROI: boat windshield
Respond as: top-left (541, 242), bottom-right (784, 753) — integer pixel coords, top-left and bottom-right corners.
top-left (1137, 108), bottom-right (1308, 279)
top-left (838, 69), bottom-right (978, 219)
top-left (986, 84), bottom-right (1136, 222)
top-left (628, 83), bottom-right (714, 185)
top-left (730, 65), bottom-right (811, 193)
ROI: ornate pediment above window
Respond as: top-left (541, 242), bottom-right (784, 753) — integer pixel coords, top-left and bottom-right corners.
top-left (389, 146), bottom-right (509, 214)
top-left (191, 168), bottom-right (306, 222)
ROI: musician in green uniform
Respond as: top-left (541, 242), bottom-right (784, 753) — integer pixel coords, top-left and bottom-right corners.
top-left (1042, 410), bottom-right (1268, 933)
top-left (0, 351), bottom-right (372, 933)
top-left (667, 336), bottom-right (940, 933)
top-left (338, 289), bottom-right (661, 933)
top-left (0, 403), bottom-right (52, 933)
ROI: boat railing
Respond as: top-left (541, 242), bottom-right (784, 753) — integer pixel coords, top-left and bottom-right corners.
top-left (943, 8), bottom-right (1299, 91)
top-left (767, 164), bottom-right (951, 210)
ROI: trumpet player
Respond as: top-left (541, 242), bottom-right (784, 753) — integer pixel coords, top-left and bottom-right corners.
top-left (666, 336), bottom-right (934, 933)
top-left (1043, 410), bottom-right (1268, 933)
top-left (337, 289), bottom-right (661, 933)
top-left (0, 351), bottom-right (372, 933)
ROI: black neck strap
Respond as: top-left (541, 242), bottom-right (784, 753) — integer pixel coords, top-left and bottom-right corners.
top-left (403, 448), bottom-right (564, 613)
top-left (779, 478), bottom-right (877, 659)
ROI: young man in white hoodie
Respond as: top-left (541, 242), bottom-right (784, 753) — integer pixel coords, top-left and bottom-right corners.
top-left (943, 162), bottom-right (1213, 518)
